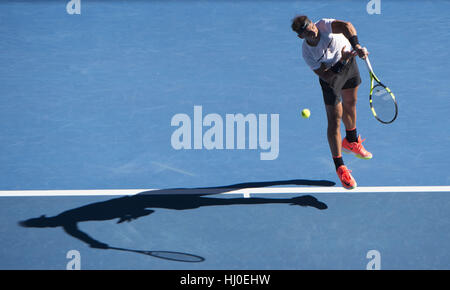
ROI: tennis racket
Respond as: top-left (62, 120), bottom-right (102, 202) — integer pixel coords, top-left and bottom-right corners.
top-left (364, 55), bottom-right (398, 124)
top-left (108, 246), bottom-right (205, 262)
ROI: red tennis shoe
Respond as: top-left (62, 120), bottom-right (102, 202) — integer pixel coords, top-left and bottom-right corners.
top-left (342, 135), bottom-right (373, 159)
top-left (336, 165), bottom-right (357, 190)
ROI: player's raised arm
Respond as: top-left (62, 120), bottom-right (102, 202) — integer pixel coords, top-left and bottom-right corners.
top-left (331, 20), bottom-right (368, 59)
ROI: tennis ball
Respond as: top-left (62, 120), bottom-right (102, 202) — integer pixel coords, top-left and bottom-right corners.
top-left (301, 109), bottom-right (311, 119)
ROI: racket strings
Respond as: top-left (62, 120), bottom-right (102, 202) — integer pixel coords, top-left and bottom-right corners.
top-left (372, 85), bottom-right (397, 123)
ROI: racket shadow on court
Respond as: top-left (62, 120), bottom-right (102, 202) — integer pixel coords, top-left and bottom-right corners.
top-left (19, 179), bottom-right (333, 263)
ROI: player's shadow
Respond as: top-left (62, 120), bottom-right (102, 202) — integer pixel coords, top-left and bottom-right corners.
top-left (19, 179), bottom-right (332, 262)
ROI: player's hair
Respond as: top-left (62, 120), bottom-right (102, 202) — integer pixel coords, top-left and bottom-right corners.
top-left (291, 15), bottom-right (310, 33)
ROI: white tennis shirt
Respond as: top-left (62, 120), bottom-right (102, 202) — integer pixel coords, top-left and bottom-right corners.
top-left (302, 18), bottom-right (352, 71)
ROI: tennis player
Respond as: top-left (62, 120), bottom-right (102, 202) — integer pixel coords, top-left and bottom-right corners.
top-left (291, 16), bottom-right (372, 189)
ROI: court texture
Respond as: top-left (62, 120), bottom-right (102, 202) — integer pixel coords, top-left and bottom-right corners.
top-left (0, 0), bottom-right (449, 269)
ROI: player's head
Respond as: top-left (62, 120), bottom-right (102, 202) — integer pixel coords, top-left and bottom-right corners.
top-left (291, 15), bottom-right (317, 39)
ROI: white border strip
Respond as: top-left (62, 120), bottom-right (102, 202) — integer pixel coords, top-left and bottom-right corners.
top-left (0, 186), bottom-right (449, 197)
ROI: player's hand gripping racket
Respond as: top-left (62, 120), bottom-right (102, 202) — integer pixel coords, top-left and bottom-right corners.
top-left (364, 55), bottom-right (398, 124)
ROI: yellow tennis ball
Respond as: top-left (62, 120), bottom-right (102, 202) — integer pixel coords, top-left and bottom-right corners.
top-left (301, 109), bottom-right (311, 119)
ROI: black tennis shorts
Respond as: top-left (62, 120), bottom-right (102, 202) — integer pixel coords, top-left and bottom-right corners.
top-left (319, 57), bottom-right (362, 106)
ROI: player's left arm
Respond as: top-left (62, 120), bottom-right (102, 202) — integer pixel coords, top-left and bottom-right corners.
top-left (331, 20), bottom-right (368, 59)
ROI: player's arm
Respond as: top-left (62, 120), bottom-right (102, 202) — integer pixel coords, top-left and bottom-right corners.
top-left (331, 20), bottom-right (368, 58)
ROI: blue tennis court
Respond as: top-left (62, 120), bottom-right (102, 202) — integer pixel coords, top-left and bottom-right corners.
top-left (0, 0), bottom-right (449, 270)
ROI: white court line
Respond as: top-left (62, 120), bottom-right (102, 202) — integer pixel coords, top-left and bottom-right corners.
top-left (0, 186), bottom-right (449, 197)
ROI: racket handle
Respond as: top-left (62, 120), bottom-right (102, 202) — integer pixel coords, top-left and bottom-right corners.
top-left (364, 55), bottom-right (374, 74)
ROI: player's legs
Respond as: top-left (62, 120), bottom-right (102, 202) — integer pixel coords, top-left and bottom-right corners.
top-left (319, 76), bottom-right (357, 189)
top-left (341, 84), bottom-right (372, 159)
top-left (341, 86), bottom-right (358, 131)
top-left (325, 102), bottom-right (357, 189)
top-left (325, 103), bottom-right (343, 158)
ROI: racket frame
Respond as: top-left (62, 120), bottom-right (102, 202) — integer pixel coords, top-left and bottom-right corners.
top-left (364, 56), bottom-right (398, 124)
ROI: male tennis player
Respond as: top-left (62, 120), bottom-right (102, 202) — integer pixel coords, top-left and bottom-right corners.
top-left (291, 16), bottom-right (371, 189)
